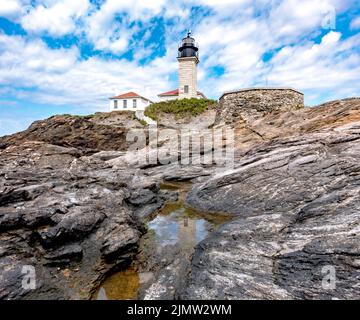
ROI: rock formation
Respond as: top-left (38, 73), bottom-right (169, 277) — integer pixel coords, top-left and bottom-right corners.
top-left (0, 140), bottom-right (173, 299)
top-left (0, 97), bottom-right (359, 300)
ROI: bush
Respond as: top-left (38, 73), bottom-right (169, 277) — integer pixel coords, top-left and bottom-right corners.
top-left (144, 98), bottom-right (216, 121)
top-left (62, 114), bottom-right (94, 119)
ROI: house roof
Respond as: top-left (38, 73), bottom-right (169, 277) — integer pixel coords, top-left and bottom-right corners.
top-left (109, 91), bottom-right (152, 102)
top-left (158, 89), bottom-right (179, 96)
top-left (158, 89), bottom-right (206, 98)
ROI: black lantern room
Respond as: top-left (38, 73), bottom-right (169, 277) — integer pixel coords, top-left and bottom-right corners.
top-left (178, 31), bottom-right (199, 59)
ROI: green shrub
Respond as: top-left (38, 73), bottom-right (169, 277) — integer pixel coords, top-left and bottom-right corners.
top-left (144, 98), bottom-right (217, 120)
top-left (139, 119), bottom-right (147, 126)
top-left (293, 104), bottom-right (305, 110)
top-left (62, 114), bottom-right (94, 119)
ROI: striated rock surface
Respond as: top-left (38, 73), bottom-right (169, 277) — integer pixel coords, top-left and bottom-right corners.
top-left (183, 99), bottom-right (360, 299)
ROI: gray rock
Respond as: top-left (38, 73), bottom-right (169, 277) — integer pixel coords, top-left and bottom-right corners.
top-left (0, 141), bottom-right (165, 299)
top-left (1, 98), bottom-right (360, 300)
top-left (183, 122), bottom-right (360, 299)
top-left (101, 228), bottom-right (140, 260)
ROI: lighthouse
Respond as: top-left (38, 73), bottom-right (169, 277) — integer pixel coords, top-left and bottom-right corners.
top-left (178, 31), bottom-right (199, 99)
top-left (158, 31), bottom-right (206, 101)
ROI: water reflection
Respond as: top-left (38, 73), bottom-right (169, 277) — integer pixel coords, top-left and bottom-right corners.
top-left (147, 204), bottom-right (210, 252)
top-left (95, 182), bottom-right (231, 300)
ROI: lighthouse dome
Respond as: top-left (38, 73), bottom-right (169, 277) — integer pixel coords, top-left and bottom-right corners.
top-left (178, 31), bottom-right (199, 58)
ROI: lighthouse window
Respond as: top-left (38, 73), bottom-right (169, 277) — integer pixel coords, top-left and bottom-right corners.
top-left (133, 99), bottom-right (137, 108)
top-left (123, 100), bottom-right (127, 108)
top-left (114, 100), bottom-right (118, 109)
top-left (184, 85), bottom-right (189, 93)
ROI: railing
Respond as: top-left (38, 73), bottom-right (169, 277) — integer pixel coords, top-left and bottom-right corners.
top-left (178, 51), bottom-right (199, 58)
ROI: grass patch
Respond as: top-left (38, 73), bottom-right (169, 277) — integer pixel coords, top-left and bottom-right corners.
top-left (144, 98), bottom-right (216, 121)
top-left (62, 114), bottom-right (94, 119)
top-left (293, 104), bottom-right (305, 110)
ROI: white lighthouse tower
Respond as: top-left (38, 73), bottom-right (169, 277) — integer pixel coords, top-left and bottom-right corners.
top-left (177, 31), bottom-right (199, 99)
top-left (158, 31), bottom-right (205, 101)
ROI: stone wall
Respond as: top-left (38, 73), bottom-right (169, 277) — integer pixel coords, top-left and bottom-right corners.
top-left (216, 88), bottom-right (304, 125)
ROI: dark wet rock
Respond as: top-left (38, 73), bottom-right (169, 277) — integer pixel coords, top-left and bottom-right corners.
top-left (127, 186), bottom-right (179, 220)
top-left (43, 244), bottom-right (83, 266)
top-left (44, 244), bottom-right (83, 260)
top-left (37, 210), bottom-right (106, 248)
top-left (0, 141), bottom-right (169, 299)
top-left (101, 228), bottom-right (141, 261)
top-left (0, 183), bottom-right (53, 206)
top-left (127, 189), bottom-right (158, 206)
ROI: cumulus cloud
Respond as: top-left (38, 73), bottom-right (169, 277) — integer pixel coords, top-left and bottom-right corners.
top-left (266, 31), bottom-right (360, 91)
top-left (0, 0), bottom-right (359, 110)
top-left (192, 0), bottom-right (360, 102)
top-left (0, 0), bottom-right (22, 18)
top-left (83, 0), bottom-right (169, 54)
top-left (20, 0), bottom-right (90, 36)
top-left (351, 16), bottom-right (360, 30)
top-left (0, 32), bottom-right (174, 108)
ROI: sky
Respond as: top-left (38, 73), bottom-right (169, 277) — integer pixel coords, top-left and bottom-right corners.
top-left (0, 0), bottom-right (359, 136)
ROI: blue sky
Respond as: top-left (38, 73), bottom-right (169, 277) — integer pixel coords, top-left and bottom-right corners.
top-left (0, 0), bottom-right (359, 136)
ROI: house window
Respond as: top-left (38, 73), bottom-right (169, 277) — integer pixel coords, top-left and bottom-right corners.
top-left (184, 85), bottom-right (189, 93)
top-left (133, 99), bottom-right (137, 108)
top-left (114, 100), bottom-right (118, 109)
top-left (123, 100), bottom-right (127, 108)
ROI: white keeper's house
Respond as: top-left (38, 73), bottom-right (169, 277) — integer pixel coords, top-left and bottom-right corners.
top-left (109, 92), bottom-right (153, 112)
top-left (109, 31), bottom-right (205, 112)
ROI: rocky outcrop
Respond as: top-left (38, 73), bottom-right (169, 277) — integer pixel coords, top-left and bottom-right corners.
top-left (183, 100), bottom-right (360, 299)
top-left (0, 141), bottom-right (174, 299)
top-left (90, 111), bottom-right (146, 128)
top-left (0, 115), bottom-right (131, 154)
top-left (1, 97), bottom-right (360, 300)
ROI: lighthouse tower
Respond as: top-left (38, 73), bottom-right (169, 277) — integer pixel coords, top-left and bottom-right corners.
top-left (157, 31), bottom-right (205, 101)
top-left (177, 31), bottom-right (199, 99)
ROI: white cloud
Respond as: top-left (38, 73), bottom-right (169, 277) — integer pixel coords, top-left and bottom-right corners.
top-left (21, 0), bottom-right (90, 36)
top-left (264, 32), bottom-right (360, 102)
top-left (83, 0), bottom-right (169, 54)
top-left (351, 16), bottom-right (360, 30)
top-left (0, 0), bottom-right (22, 18)
top-left (83, 0), bottom-right (194, 54)
top-left (321, 30), bottom-right (341, 45)
top-left (0, 0), bottom-right (359, 109)
top-left (191, 0), bottom-right (359, 103)
top-left (0, 33), bottom-right (174, 108)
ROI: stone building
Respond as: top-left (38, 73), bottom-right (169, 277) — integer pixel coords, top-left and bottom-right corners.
top-left (158, 32), bottom-right (206, 101)
top-left (216, 87), bottom-right (304, 125)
